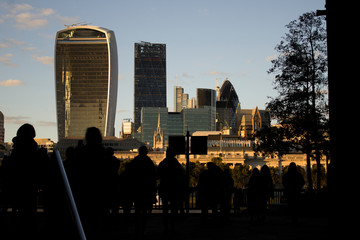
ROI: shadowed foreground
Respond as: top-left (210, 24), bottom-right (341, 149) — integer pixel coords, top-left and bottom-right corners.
top-left (0, 210), bottom-right (329, 240)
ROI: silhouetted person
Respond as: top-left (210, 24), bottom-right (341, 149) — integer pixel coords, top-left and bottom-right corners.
top-left (198, 162), bottom-right (225, 223)
top-left (260, 165), bottom-right (274, 220)
top-left (63, 146), bottom-right (75, 177)
top-left (247, 168), bottom-right (266, 222)
top-left (104, 147), bottom-right (121, 216)
top-left (40, 149), bottom-right (76, 239)
top-left (282, 162), bottom-right (305, 223)
top-left (157, 148), bottom-right (185, 235)
top-left (127, 145), bottom-right (156, 237)
top-left (222, 168), bottom-right (234, 221)
top-left (118, 161), bottom-right (133, 221)
top-left (0, 123), bottom-right (38, 237)
top-left (71, 127), bottom-right (109, 239)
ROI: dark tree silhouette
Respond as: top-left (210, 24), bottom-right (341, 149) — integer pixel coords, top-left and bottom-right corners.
top-left (267, 11), bottom-right (328, 190)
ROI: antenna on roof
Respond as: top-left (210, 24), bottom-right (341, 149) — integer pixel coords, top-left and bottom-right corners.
top-left (64, 22), bottom-right (89, 28)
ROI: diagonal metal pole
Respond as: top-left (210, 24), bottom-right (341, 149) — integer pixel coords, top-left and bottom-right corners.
top-left (55, 150), bottom-right (86, 240)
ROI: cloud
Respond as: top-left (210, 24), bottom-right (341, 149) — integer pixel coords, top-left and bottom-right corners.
top-left (182, 73), bottom-right (194, 78)
top-left (8, 3), bottom-right (33, 14)
top-left (5, 115), bottom-right (31, 125)
top-left (0, 38), bottom-right (26, 49)
top-left (13, 12), bottom-right (49, 30)
top-left (36, 120), bottom-right (56, 127)
top-left (0, 79), bottom-right (24, 87)
top-left (0, 53), bottom-right (17, 67)
top-left (1, 3), bottom-right (80, 31)
top-left (265, 54), bottom-right (277, 62)
top-left (0, 3), bottom-right (56, 30)
top-left (33, 55), bottom-right (53, 65)
top-left (207, 70), bottom-right (230, 77)
top-left (55, 14), bottom-right (80, 25)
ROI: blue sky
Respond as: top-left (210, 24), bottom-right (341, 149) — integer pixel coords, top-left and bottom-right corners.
top-left (0, 0), bottom-right (325, 142)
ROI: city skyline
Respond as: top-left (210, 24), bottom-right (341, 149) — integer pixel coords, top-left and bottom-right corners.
top-left (0, 0), bottom-right (325, 142)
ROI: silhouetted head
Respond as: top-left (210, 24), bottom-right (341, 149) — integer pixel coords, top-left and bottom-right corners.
top-left (105, 147), bottom-right (114, 157)
top-left (260, 165), bottom-right (270, 176)
top-left (16, 123), bottom-right (36, 140)
top-left (138, 145), bottom-right (148, 155)
top-left (166, 147), bottom-right (176, 158)
top-left (85, 127), bottom-right (102, 145)
top-left (206, 162), bottom-right (216, 170)
top-left (252, 167), bottom-right (260, 176)
top-left (66, 146), bottom-right (75, 159)
top-left (288, 162), bottom-right (297, 172)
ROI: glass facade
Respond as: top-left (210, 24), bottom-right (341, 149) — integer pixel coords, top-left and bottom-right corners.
top-left (141, 107), bottom-right (168, 146)
top-left (134, 42), bottom-right (166, 131)
top-left (55, 26), bottom-right (117, 140)
top-left (140, 106), bottom-right (215, 147)
top-left (196, 88), bottom-right (217, 131)
top-left (216, 80), bottom-right (241, 134)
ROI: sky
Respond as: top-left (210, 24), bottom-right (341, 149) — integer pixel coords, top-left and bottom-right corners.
top-left (0, 0), bottom-right (325, 143)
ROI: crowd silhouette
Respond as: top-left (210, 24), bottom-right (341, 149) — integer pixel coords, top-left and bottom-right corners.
top-left (0, 124), bottom-right (309, 239)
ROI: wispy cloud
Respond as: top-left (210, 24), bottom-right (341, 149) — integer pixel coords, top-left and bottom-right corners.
top-left (55, 14), bottom-right (80, 25)
top-left (0, 38), bottom-right (26, 48)
top-left (0, 79), bottom-right (24, 87)
top-left (182, 73), bottom-right (194, 78)
top-left (207, 70), bottom-right (231, 77)
top-left (0, 53), bottom-right (17, 67)
top-left (33, 55), bottom-right (53, 65)
top-left (5, 115), bottom-right (31, 125)
top-left (36, 120), bottom-right (56, 127)
top-left (265, 54), bottom-right (277, 62)
top-left (0, 3), bottom-right (79, 30)
top-left (1, 5), bottom-right (53, 30)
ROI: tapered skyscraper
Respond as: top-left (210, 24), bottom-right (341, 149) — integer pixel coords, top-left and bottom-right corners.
top-left (55, 26), bottom-right (118, 140)
top-left (134, 41), bottom-right (166, 131)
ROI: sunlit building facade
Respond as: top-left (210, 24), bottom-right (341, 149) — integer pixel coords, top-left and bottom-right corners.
top-left (55, 26), bottom-right (118, 140)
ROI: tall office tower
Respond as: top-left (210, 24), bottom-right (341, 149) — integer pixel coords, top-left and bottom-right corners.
top-left (0, 111), bottom-right (4, 144)
top-left (174, 86), bottom-right (196, 112)
top-left (216, 79), bottom-right (241, 134)
top-left (174, 86), bottom-right (184, 112)
top-left (55, 26), bottom-right (118, 140)
top-left (197, 88), bottom-right (216, 109)
top-left (134, 41), bottom-right (166, 131)
top-left (196, 88), bottom-right (217, 131)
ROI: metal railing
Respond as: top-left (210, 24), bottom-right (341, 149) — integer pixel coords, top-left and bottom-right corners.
top-left (151, 188), bottom-right (288, 210)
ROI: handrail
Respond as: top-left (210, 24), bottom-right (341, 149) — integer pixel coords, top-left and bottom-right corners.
top-left (55, 150), bottom-right (86, 240)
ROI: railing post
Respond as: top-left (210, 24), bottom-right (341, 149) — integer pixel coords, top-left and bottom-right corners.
top-left (185, 131), bottom-right (190, 214)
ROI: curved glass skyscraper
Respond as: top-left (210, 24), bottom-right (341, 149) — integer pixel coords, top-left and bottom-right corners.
top-left (216, 79), bottom-right (241, 134)
top-left (55, 26), bottom-right (118, 140)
